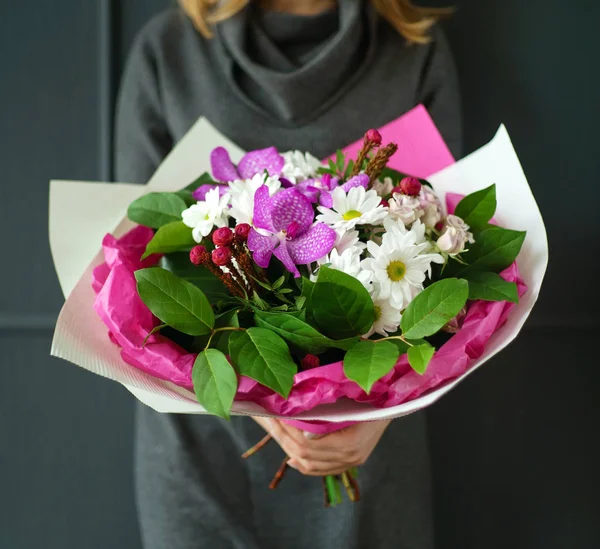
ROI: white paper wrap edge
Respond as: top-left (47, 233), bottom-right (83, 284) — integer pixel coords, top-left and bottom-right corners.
top-left (49, 118), bottom-right (548, 421)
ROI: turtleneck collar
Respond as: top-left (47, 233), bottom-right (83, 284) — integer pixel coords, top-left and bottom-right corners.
top-left (216, 0), bottom-right (376, 125)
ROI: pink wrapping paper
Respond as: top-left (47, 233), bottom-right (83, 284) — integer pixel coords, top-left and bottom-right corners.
top-left (92, 213), bottom-right (526, 433)
top-left (92, 107), bottom-right (526, 434)
top-left (326, 105), bottom-right (455, 179)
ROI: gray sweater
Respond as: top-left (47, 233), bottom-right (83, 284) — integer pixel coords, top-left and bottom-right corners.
top-left (115, 3), bottom-right (461, 548)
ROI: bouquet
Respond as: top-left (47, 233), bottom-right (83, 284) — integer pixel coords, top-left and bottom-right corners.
top-left (49, 106), bottom-right (547, 507)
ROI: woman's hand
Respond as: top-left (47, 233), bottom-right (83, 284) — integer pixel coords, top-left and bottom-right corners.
top-left (252, 417), bottom-right (392, 476)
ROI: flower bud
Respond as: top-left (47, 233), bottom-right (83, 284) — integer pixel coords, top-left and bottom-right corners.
top-left (189, 245), bottom-right (208, 266)
top-left (399, 176), bottom-right (422, 197)
top-left (235, 223), bottom-right (251, 241)
top-left (364, 128), bottom-right (382, 145)
top-left (437, 215), bottom-right (475, 255)
top-left (300, 354), bottom-right (320, 370)
top-left (211, 246), bottom-right (232, 267)
top-left (212, 227), bottom-right (234, 247)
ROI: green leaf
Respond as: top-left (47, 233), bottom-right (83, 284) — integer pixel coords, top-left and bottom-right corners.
top-left (227, 330), bottom-right (244, 358)
top-left (312, 267), bottom-right (375, 339)
top-left (127, 192), bottom-right (187, 228)
top-left (135, 267), bottom-right (215, 336)
top-left (255, 311), bottom-right (342, 354)
top-left (192, 349), bottom-right (238, 419)
top-left (401, 278), bottom-right (469, 339)
top-left (459, 226), bottom-right (526, 274)
top-left (332, 337), bottom-right (361, 351)
top-left (335, 149), bottom-right (345, 171)
top-left (211, 311), bottom-right (240, 353)
top-left (142, 221), bottom-right (197, 260)
top-left (159, 253), bottom-right (227, 302)
top-left (344, 159), bottom-right (355, 179)
top-left (462, 271), bottom-right (519, 303)
top-left (229, 328), bottom-right (297, 397)
top-left (301, 278), bottom-right (315, 305)
top-left (272, 275), bottom-right (285, 290)
top-left (343, 340), bottom-right (399, 394)
top-left (454, 184), bottom-right (497, 230)
top-left (301, 277), bottom-right (316, 322)
top-left (387, 338), bottom-right (411, 355)
top-left (407, 343), bottom-right (436, 375)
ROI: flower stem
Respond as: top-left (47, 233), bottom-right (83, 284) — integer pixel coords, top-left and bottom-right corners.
top-left (340, 472), bottom-right (358, 502)
top-left (241, 434), bottom-right (272, 459)
top-left (269, 457), bottom-right (290, 490)
top-left (204, 326), bottom-right (246, 350)
top-left (346, 470), bottom-right (361, 502)
top-left (369, 335), bottom-right (414, 347)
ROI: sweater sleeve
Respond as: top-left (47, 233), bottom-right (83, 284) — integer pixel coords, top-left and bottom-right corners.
top-left (418, 26), bottom-right (463, 159)
top-left (114, 28), bottom-right (173, 184)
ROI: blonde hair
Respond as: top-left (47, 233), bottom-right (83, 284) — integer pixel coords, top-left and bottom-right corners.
top-left (179, 0), bottom-right (452, 44)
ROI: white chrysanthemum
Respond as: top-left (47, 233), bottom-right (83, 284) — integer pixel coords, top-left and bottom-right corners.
top-left (312, 248), bottom-right (372, 288)
top-left (281, 150), bottom-right (322, 183)
top-left (363, 294), bottom-right (402, 338)
top-left (361, 221), bottom-right (444, 310)
top-left (228, 172), bottom-right (281, 225)
top-left (182, 187), bottom-right (231, 243)
top-left (383, 217), bottom-right (429, 246)
top-left (317, 186), bottom-right (387, 230)
top-left (333, 228), bottom-right (367, 256)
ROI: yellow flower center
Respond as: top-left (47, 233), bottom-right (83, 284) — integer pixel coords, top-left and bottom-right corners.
top-left (374, 305), bottom-right (382, 322)
top-left (386, 260), bottom-right (407, 282)
top-left (343, 209), bottom-right (362, 221)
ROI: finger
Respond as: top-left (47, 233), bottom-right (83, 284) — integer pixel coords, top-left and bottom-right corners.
top-left (277, 422), bottom-right (349, 454)
top-left (287, 458), bottom-right (354, 477)
top-left (275, 422), bottom-right (348, 461)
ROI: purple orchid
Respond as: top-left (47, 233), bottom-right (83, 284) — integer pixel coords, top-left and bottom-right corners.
top-left (247, 186), bottom-right (336, 278)
top-left (191, 146), bottom-right (285, 202)
top-left (211, 146), bottom-right (284, 182)
top-left (295, 173), bottom-right (370, 208)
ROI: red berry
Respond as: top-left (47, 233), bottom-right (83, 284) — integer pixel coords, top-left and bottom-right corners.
top-left (300, 354), bottom-right (320, 370)
top-left (365, 128), bottom-right (382, 145)
top-left (235, 223), bottom-right (251, 241)
top-left (399, 176), bottom-right (422, 197)
top-left (189, 245), bottom-right (208, 266)
top-left (211, 247), bottom-right (232, 267)
top-left (212, 227), bottom-right (234, 247)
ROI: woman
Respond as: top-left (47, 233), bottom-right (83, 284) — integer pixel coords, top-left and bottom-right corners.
top-left (115, 1), bottom-right (461, 547)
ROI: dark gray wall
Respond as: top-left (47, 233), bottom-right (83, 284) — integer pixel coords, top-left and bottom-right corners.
top-left (0, 1), bottom-right (598, 548)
